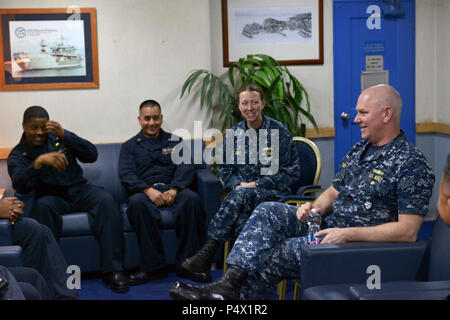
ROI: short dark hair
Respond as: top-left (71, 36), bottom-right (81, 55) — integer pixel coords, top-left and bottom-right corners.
top-left (139, 99), bottom-right (161, 112)
top-left (23, 106), bottom-right (49, 123)
top-left (237, 83), bottom-right (265, 103)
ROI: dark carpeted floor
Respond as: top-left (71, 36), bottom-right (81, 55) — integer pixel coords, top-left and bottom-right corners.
top-left (77, 269), bottom-right (295, 300)
top-left (76, 221), bottom-right (435, 300)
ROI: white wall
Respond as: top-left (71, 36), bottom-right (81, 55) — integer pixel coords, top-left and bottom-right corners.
top-left (0, 0), bottom-right (448, 148)
top-left (415, 0), bottom-right (450, 125)
top-left (208, 0), bottom-right (335, 130)
top-left (209, 0), bottom-right (448, 131)
top-left (0, 0), bottom-right (213, 147)
top-left (415, 0), bottom-right (437, 123)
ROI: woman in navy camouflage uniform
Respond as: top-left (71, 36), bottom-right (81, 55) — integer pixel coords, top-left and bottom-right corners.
top-left (180, 84), bottom-right (301, 280)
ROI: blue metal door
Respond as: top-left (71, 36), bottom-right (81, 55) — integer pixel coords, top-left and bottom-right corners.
top-left (333, 0), bottom-right (415, 173)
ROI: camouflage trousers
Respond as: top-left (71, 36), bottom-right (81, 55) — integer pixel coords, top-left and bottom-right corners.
top-left (208, 188), bottom-right (285, 243)
top-left (226, 201), bottom-right (309, 300)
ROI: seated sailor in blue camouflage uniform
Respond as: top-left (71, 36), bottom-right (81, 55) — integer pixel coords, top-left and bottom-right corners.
top-left (170, 84), bottom-right (435, 300)
top-left (179, 83), bottom-right (301, 281)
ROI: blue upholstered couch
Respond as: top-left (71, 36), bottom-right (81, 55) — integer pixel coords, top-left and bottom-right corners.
top-left (0, 141), bottom-right (222, 273)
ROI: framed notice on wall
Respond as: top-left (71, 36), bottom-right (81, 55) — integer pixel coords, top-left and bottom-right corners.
top-left (0, 7), bottom-right (99, 90)
top-left (221, 0), bottom-right (323, 67)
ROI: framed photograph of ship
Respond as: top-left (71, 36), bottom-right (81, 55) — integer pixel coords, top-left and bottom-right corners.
top-left (221, 0), bottom-right (323, 67)
top-left (0, 8), bottom-right (99, 90)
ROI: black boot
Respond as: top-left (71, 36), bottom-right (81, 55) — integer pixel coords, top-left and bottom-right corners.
top-left (182, 238), bottom-right (220, 274)
top-left (170, 265), bottom-right (247, 300)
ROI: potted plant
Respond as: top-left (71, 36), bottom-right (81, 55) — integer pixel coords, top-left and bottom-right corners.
top-left (180, 53), bottom-right (318, 137)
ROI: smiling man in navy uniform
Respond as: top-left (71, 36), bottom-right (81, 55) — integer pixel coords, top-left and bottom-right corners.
top-left (119, 99), bottom-right (206, 285)
top-left (7, 106), bottom-right (128, 294)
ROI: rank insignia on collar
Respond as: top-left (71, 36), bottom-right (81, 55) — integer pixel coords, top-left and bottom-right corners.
top-left (364, 201), bottom-right (372, 210)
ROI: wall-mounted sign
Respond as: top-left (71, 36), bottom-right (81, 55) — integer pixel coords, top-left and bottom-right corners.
top-left (366, 55), bottom-right (384, 71)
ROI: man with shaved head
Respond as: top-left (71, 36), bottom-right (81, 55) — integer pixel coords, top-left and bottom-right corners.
top-left (170, 84), bottom-right (435, 300)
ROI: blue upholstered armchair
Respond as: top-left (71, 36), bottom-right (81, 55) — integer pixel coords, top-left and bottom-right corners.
top-left (301, 216), bottom-right (450, 300)
top-left (276, 137), bottom-right (323, 299)
top-left (0, 220), bottom-right (23, 267)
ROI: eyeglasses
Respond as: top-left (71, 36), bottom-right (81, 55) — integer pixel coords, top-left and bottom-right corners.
top-left (239, 100), bottom-right (261, 108)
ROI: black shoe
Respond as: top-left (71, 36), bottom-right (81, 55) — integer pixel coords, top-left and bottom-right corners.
top-left (176, 268), bottom-right (211, 283)
top-left (169, 265), bottom-right (247, 300)
top-left (182, 238), bottom-right (220, 273)
top-left (169, 282), bottom-right (201, 300)
top-left (102, 272), bottom-right (129, 293)
top-left (128, 269), bottom-right (168, 286)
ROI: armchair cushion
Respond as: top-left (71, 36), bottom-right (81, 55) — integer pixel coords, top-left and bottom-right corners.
top-left (303, 280), bottom-right (450, 300)
top-left (0, 246), bottom-right (23, 267)
top-left (296, 185), bottom-right (323, 196)
top-left (0, 219), bottom-right (13, 246)
top-left (349, 280), bottom-right (450, 300)
top-left (357, 290), bottom-right (450, 300)
top-left (303, 284), bottom-right (352, 300)
top-left (194, 168), bottom-right (222, 226)
top-left (428, 217), bottom-right (450, 281)
top-left (299, 241), bottom-right (431, 296)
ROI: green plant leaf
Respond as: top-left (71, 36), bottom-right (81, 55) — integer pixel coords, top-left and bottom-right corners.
top-left (187, 70), bottom-right (205, 95)
top-left (256, 54), bottom-right (277, 67)
top-left (206, 76), bottom-right (216, 107)
top-left (262, 66), bottom-right (276, 81)
top-left (179, 54), bottom-right (317, 136)
top-left (244, 63), bottom-right (256, 76)
top-left (254, 70), bottom-right (271, 87)
top-left (228, 64), bottom-right (235, 88)
top-left (181, 70), bottom-right (202, 98)
top-left (246, 56), bottom-right (262, 66)
top-left (250, 75), bottom-right (268, 88)
top-left (267, 75), bottom-right (281, 97)
top-left (200, 74), bottom-right (211, 108)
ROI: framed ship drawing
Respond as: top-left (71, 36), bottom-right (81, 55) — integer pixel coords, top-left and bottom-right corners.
top-left (0, 8), bottom-right (99, 90)
top-left (221, 0), bottom-right (323, 67)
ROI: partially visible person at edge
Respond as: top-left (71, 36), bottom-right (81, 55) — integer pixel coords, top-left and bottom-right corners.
top-left (0, 194), bottom-right (78, 299)
top-left (0, 265), bottom-right (59, 300)
top-left (438, 153), bottom-right (450, 227)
